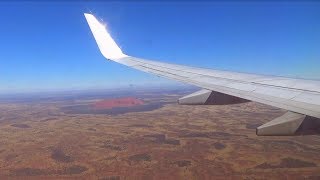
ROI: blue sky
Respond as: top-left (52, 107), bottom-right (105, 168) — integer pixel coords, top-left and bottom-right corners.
top-left (0, 1), bottom-right (319, 93)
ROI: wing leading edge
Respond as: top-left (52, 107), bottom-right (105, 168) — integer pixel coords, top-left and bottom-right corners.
top-left (84, 13), bottom-right (320, 136)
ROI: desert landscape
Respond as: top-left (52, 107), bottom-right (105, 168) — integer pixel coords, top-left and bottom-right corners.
top-left (0, 87), bottom-right (320, 179)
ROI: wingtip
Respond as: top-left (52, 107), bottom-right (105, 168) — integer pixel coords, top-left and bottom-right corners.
top-left (84, 12), bottom-right (127, 60)
top-left (84, 13), bottom-right (93, 18)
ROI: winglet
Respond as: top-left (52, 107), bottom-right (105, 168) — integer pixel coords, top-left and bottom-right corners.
top-left (84, 13), bottom-right (127, 60)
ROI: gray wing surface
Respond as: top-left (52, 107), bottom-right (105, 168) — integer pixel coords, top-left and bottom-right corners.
top-left (84, 13), bottom-right (320, 136)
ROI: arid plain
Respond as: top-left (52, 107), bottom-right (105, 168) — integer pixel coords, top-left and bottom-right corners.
top-left (0, 87), bottom-right (320, 180)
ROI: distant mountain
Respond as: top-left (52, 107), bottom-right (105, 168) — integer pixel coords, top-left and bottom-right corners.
top-left (93, 97), bottom-right (144, 109)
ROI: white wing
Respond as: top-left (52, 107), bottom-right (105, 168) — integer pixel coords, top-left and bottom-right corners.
top-left (84, 13), bottom-right (320, 136)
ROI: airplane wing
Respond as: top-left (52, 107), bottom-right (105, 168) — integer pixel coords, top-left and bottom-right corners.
top-left (84, 13), bottom-right (320, 136)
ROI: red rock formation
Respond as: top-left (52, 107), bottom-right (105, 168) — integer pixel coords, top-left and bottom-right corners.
top-left (93, 97), bottom-right (144, 109)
